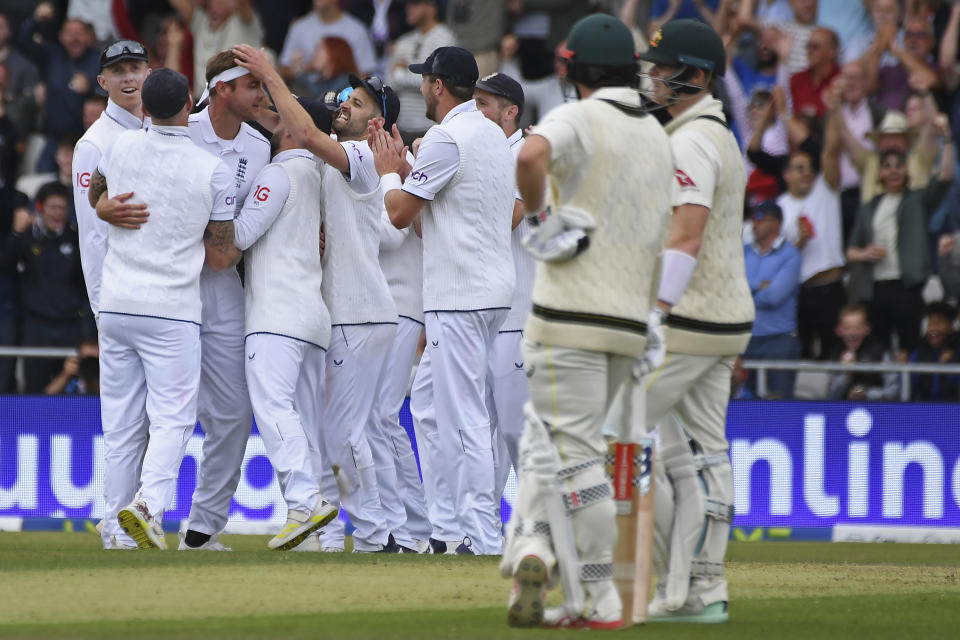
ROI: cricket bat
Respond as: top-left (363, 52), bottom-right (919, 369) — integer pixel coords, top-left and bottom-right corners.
top-left (606, 377), bottom-right (654, 625)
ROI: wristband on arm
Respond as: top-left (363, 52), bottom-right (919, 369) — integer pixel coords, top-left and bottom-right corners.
top-left (657, 248), bottom-right (698, 307)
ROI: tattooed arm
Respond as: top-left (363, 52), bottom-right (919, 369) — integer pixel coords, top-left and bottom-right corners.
top-left (204, 220), bottom-right (241, 271)
top-left (87, 169), bottom-right (107, 208)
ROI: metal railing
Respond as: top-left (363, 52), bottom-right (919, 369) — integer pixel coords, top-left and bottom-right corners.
top-left (741, 359), bottom-right (960, 402)
top-left (0, 347), bottom-right (76, 358)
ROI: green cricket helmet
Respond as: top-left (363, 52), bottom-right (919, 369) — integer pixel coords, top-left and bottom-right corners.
top-left (559, 14), bottom-right (638, 87)
top-left (638, 18), bottom-right (726, 77)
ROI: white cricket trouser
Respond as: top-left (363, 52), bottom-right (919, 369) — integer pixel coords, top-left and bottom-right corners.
top-left (423, 309), bottom-right (507, 554)
top-left (99, 313), bottom-right (201, 544)
top-left (410, 345), bottom-right (461, 543)
top-left (245, 333), bottom-right (325, 514)
top-left (322, 323), bottom-right (394, 551)
top-left (187, 272), bottom-right (253, 535)
top-left (489, 330), bottom-right (528, 504)
top-left (369, 316), bottom-right (430, 548)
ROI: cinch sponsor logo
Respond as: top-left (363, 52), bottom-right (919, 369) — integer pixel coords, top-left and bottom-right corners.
top-left (731, 407), bottom-right (960, 522)
top-left (225, 196), bottom-right (236, 206)
top-left (410, 171), bottom-right (428, 184)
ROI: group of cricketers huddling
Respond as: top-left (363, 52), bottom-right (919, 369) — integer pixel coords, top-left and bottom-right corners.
top-left (75, 11), bottom-right (751, 631)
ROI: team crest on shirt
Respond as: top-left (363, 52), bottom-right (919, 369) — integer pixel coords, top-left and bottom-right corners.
top-left (674, 169), bottom-right (696, 188)
top-left (235, 157), bottom-right (248, 188)
top-left (59, 243), bottom-right (74, 256)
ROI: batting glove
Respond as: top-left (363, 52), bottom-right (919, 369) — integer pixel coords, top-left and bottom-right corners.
top-left (522, 205), bottom-right (592, 263)
top-left (633, 308), bottom-right (666, 379)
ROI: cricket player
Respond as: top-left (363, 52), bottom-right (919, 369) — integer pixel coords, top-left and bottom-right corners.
top-left (369, 46), bottom-right (516, 555)
top-left (638, 19), bottom-right (754, 623)
top-left (96, 51), bottom-right (270, 550)
top-left (472, 72), bottom-right (533, 505)
top-left (503, 14), bottom-right (674, 629)
top-left (88, 68), bottom-right (239, 550)
top-left (374, 211), bottom-right (432, 553)
top-left (233, 46), bottom-right (403, 552)
top-left (234, 98), bottom-right (339, 551)
top-left (72, 39), bottom-right (150, 550)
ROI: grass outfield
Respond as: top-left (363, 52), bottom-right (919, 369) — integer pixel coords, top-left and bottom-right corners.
top-left (1, 534), bottom-right (959, 639)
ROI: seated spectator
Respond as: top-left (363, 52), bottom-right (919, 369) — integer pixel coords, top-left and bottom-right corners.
top-left (390, 0), bottom-right (456, 145)
top-left (0, 181), bottom-right (86, 394)
top-left (788, 27), bottom-right (839, 119)
top-left (909, 302), bottom-right (960, 402)
top-left (280, 0), bottom-right (376, 82)
top-left (0, 10), bottom-right (41, 138)
top-left (44, 338), bottom-right (100, 395)
top-left (291, 36), bottom-right (358, 99)
top-left (743, 200), bottom-right (802, 399)
top-left (170, 0), bottom-right (264, 97)
top-left (827, 304), bottom-right (900, 401)
top-left (776, 105), bottom-right (844, 360)
top-left (846, 130), bottom-right (955, 359)
top-left (17, 8), bottom-right (99, 173)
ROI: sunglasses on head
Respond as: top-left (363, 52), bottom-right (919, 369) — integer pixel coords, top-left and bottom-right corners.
top-left (337, 76), bottom-right (388, 118)
top-left (104, 40), bottom-right (146, 58)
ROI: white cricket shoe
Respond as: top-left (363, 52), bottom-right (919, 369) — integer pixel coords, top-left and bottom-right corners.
top-left (321, 546), bottom-right (344, 553)
top-left (105, 535), bottom-right (137, 550)
top-left (647, 598), bottom-right (729, 623)
top-left (507, 555), bottom-right (548, 628)
top-left (291, 533), bottom-right (320, 552)
top-left (117, 499), bottom-right (166, 550)
top-left (540, 583), bottom-right (624, 631)
top-left (177, 530), bottom-right (232, 551)
top-left (268, 498), bottom-right (338, 551)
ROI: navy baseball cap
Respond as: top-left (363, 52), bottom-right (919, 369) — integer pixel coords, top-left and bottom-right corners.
top-left (348, 74), bottom-right (401, 129)
top-left (141, 68), bottom-right (189, 119)
top-left (475, 72), bottom-right (525, 117)
top-left (751, 200), bottom-right (782, 221)
top-left (409, 46), bottom-right (479, 87)
top-left (270, 96), bottom-right (333, 135)
top-left (99, 39), bottom-right (148, 70)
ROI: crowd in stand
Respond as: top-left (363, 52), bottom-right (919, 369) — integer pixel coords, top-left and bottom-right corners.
top-left (2, 0), bottom-right (960, 402)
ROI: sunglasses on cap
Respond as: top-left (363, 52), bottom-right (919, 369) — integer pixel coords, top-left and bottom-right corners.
top-left (103, 40), bottom-right (147, 59)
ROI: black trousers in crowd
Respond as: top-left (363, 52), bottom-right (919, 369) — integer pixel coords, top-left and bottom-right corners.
top-left (798, 280), bottom-right (846, 360)
top-left (21, 314), bottom-right (83, 394)
top-left (869, 279), bottom-right (925, 355)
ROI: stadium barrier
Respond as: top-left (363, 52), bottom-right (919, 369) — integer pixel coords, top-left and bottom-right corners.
top-left (2, 397), bottom-right (959, 543)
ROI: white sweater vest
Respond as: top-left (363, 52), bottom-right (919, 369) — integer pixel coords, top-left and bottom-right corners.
top-left (379, 225), bottom-right (424, 323)
top-left (525, 94), bottom-right (674, 357)
top-left (99, 129), bottom-right (219, 324)
top-left (421, 107), bottom-right (515, 311)
top-left (663, 98), bottom-right (754, 356)
top-left (245, 156), bottom-right (331, 348)
top-left (320, 161), bottom-right (397, 325)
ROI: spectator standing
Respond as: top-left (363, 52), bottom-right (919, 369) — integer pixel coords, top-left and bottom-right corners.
top-left (739, 0), bottom-right (818, 74)
top-left (0, 181), bottom-right (86, 394)
top-left (17, 7), bottom-right (99, 173)
top-left (730, 25), bottom-right (780, 98)
top-left (909, 301), bottom-right (960, 402)
top-left (68, 0), bottom-right (117, 44)
top-left (0, 11), bottom-right (41, 137)
top-left (826, 304), bottom-right (899, 401)
top-left (776, 106), bottom-right (844, 361)
top-left (280, 0), bottom-right (376, 81)
top-left (864, 15), bottom-right (940, 112)
top-left (446, 0), bottom-right (505, 77)
top-left (169, 0), bottom-right (264, 97)
top-left (742, 200), bottom-right (802, 399)
top-left (788, 27), bottom-right (839, 119)
top-left (346, 0), bottom-right (411, 75)
top-left (815, 0), bottom-right (871, 63)
top-left (389, 0), bottom-right (456, 145)
top-left (0, 182), bottom-right (28, 393)
top-left (847, 126), bottom-right (955, 359)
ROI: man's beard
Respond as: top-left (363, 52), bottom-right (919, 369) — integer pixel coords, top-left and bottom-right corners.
top-left (424, 95), bottom-right (437, 122)
top-left (758, 50), bottom-right (778, 68)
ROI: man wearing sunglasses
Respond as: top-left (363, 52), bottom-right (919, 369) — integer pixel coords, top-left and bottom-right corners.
top-left (72, 39), bottom-right (150, 550)
top-left (233, 45), bottom-right (411, 553)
